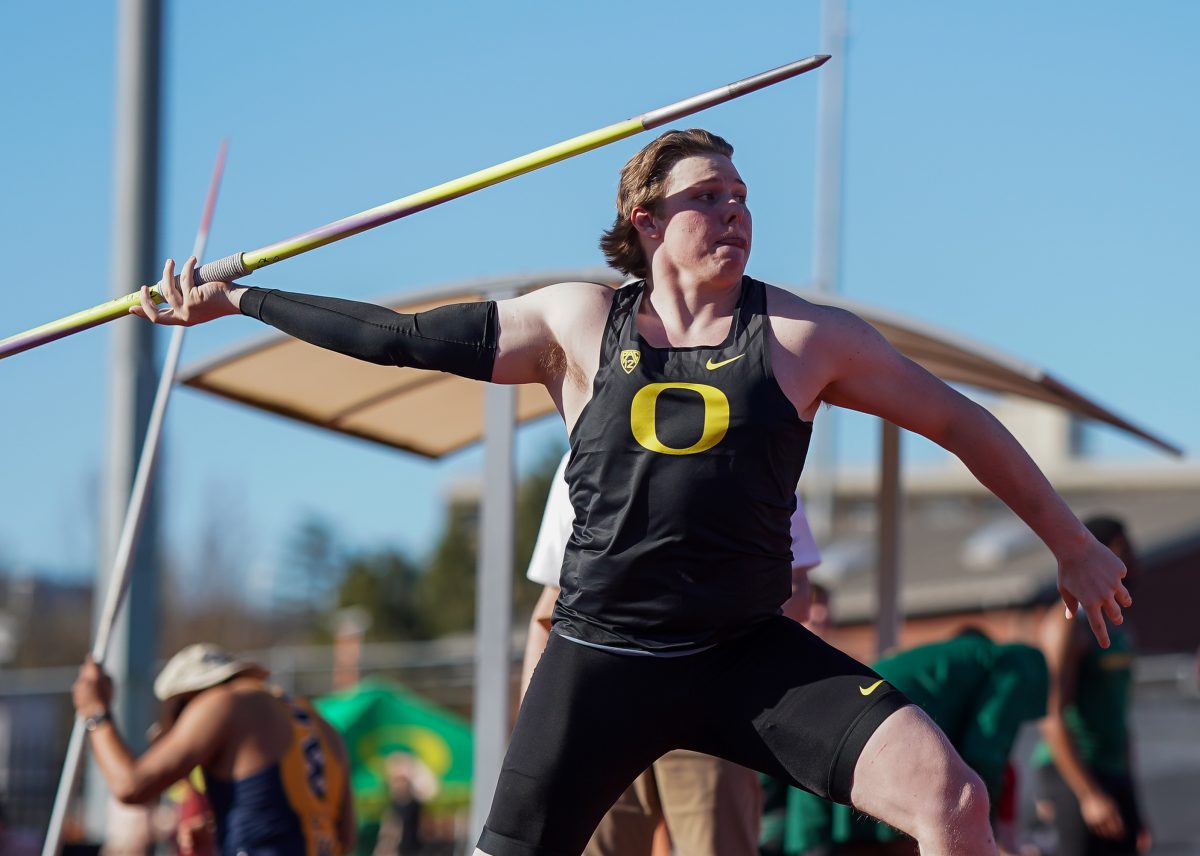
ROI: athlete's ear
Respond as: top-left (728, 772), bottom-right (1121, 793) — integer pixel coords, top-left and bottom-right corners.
top-left (631, 206), bottom-right (659, 240)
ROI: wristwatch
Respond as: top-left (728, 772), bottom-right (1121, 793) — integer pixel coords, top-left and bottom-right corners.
top-left (83, 710), bottom-right (111, 732)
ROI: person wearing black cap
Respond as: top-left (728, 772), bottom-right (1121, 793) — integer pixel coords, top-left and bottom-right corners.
top-left (73, 643), bottom-right (356, 855)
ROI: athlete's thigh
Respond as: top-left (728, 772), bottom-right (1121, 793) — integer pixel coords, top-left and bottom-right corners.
top-left (683, 617), bottom-right (908, 803)
top-left (847, 704), bottom-right (977, 841)
top-left (479, 634), bottom-right (677, 856)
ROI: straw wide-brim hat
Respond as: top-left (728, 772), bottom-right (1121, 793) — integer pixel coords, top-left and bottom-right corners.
top-left (154, 643), bottom-right (267, 701)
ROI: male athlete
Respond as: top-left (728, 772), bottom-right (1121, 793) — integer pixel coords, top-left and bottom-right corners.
top-left (73, 643), bottom-right (355, 855)
top-left (134, 128), bottom-right (1131, 856)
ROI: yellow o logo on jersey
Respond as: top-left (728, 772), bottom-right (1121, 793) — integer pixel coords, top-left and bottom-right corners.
top-left (630, 382), bottom-right (730, 455)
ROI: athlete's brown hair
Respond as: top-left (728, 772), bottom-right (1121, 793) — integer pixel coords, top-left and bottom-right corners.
top-left (600, 128), bottom-right (734, 278)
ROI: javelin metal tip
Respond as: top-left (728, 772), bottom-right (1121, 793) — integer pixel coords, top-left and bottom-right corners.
top-left (640, 54), bottom-right (831, 130)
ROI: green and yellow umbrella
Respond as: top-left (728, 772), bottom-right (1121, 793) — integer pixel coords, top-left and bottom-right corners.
top-left (316, 677), bottom-right (473, 826)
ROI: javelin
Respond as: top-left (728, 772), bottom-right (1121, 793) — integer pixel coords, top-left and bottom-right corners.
top-left (40, 141), bottom-right (228, 856)
top-left (1, 54), bottom-right (828, 360)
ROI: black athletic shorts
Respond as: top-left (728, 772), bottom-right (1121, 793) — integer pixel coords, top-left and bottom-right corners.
top-left (478, 615), bottom-right (909, 856)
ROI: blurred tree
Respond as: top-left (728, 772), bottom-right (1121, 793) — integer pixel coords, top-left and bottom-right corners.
top-left (512, 446), bottom-right (565, 617)
top-left (336, 547), bottom-right (427, 641)
top-left (418, 444), bottom-right (565, 637)
top-left (282, 513), bottom-right (342, 618)
top-left (418, 496), bottom-right (478, 637)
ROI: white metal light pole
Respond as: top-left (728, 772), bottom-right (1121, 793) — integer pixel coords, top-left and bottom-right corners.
top-left (807, 0), bottom-right (848, 543)
top-left (85, 0), bottom-right (163, 844)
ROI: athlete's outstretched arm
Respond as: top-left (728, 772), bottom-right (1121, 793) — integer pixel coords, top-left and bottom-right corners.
top-left (73, 656), bottom-right (227, 804)
top-left (132, 257), bottom-right (580, 387)
top-left (811, 309), bottom-right (1130, 647)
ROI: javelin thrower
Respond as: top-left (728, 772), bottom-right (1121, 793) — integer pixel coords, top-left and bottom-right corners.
top-left (130, 118), bottom-right (1131, 855)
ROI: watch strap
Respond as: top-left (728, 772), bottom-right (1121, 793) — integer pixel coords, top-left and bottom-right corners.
top-left (83, 710), bottom-right (111, 732)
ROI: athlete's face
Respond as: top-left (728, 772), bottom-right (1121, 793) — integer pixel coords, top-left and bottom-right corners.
top-left (637, 154), bottom-right (751, 285)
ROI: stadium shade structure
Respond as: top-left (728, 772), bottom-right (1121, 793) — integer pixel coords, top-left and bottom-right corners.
top-left (178, 270), bottom-right (1181, 833)
top-left (181, 271), bottom-right (1179, 458)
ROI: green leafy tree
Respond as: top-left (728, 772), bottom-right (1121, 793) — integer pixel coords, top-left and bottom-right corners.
top-left (512, 447), bottom-right (564, 617)
top-left (337, 547), bottom-right (427, 641)
top-left (282, 514), bottom-right (342, 618)
top-left (419, 497), bottom-right (480, 637)
top-left (419, 444), bottom-right (565, 637)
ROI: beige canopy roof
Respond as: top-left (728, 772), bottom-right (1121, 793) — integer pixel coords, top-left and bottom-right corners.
top-left (180, 271), bottom-right (1181, 458)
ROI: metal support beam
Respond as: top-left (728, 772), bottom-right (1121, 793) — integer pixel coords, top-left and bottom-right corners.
top-left (875, 420), bottom-right (903, 658)
top-left (86, 0), bottom-right (162, 841)
top-left (469, 332), bottom-right (516, 840)
top-left (806, 0), bottom-right (848, 541)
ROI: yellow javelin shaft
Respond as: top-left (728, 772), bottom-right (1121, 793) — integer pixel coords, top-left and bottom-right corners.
top-left (243, 118), bottom-right (646, 271)
top-left (0, 54), bottom-right (828, 361)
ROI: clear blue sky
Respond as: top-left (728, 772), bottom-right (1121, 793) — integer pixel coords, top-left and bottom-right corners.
top-left (2, 2), bottom-right (1197, 598)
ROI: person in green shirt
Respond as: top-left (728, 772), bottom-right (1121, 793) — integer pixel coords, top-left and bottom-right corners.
top-left (762, 628), bottom-right (1048, 856)
top-left (1034, 516), bottom-right (1149, 856)
top-left (832, 630), bottom-right (1048, 854)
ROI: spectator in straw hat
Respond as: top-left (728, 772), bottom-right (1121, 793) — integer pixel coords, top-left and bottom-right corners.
top-left (73, 642), bottom-right (356, 855)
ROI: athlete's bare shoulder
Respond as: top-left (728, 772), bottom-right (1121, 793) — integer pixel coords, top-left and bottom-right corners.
top-left (760, 281), bottom-right (887, 420)
top-left (493, 280), bottom-right (616, 387)
top-left (761, 282), bottom-right (861, 353)
top-left (538, 281), bottom-right (616, 390)
top-left (535, 280), bottom-right (616, 326)
top-left (496, 280), bottom-right (613, 332)
top-left (170, 682), bottom-right (239, 742)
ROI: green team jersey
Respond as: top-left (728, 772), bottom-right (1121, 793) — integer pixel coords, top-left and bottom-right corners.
top-left (763, 633), bottom-right (1048, 851)
top-left (1033, 619), bottom-right (1134, 775)
top-left (873, 633), bottom-right (1048, 799)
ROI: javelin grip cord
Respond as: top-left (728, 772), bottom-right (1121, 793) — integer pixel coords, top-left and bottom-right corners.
top-left (195, 251), bottom-right (249, 285)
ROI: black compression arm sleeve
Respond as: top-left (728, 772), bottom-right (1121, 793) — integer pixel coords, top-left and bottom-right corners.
top-left (239, 288), bottom-right (498, 381)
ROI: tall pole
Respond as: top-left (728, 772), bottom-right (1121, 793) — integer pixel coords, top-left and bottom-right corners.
top-left (807, 0), bottom-right (848, 542)
top-left (875, 421), bottom-right (903, 657)
top-left (470, 306), bottom-right (516, 840)
top-left (86, 0), bottom-right (163, 841)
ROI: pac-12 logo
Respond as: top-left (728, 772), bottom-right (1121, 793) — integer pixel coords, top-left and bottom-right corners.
top-left (620, 349), bottom-right (641, 374)
top-left (630, 382), bottom-right (730, 456)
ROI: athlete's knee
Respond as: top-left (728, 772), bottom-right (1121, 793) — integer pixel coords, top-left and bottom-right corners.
top-left (947, 767), bottom-right (990, 827)
top-left (916, 763), bottom-right (991, 845)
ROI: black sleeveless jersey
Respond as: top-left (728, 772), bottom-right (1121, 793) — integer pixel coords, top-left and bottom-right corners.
top-left (553, 276), bottom-right (813, 654)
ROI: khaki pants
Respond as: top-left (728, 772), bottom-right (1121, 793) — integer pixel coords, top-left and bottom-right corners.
top-left (584, 750), bottom-right (762, 856)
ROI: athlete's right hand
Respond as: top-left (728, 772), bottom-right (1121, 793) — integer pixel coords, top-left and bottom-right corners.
top-left (1056, 534), bottom-right (1131, 649)
top-left (1080, 788), bottom-right (1126, 840)
top-left (130, 256), bottom-right (243, 326)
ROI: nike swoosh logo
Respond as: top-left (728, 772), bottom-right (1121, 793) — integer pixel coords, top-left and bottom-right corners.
top-left (705, 353), bottom-right (745, 370)
top-left (859, 679), bottom-right (884, 697)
